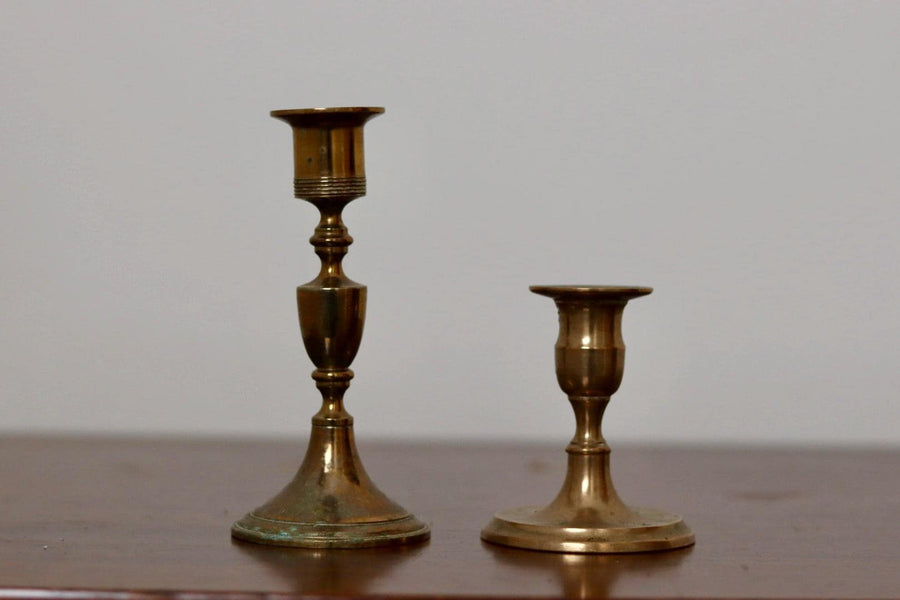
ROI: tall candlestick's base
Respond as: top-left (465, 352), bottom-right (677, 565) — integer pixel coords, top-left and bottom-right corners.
top-left (482, 506), bottom-right (693, 554)
top-left (232, 424), bottom-right (430, 548)
top-left (232, 513), bottom-right (430, 549)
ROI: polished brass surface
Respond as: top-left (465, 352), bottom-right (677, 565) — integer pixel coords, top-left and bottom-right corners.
top-left (232, 107), bottom-right (429, 548)
top-left (481, 286), bottom-right (695, 553)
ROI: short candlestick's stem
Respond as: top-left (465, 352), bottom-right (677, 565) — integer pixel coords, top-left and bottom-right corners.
top-left (566, 395), bottom-right (611, 455)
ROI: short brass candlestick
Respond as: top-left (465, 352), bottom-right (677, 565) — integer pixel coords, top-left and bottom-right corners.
top-left (482, 286), bottom-right (694, 553)
top-left (232, 107), bottom-right (429, 548)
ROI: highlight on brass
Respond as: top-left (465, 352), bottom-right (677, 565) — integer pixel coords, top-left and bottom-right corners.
top-left (231, 107), bottom-right (429, 548)
top-left (481, 285), bottom-right (694, 553)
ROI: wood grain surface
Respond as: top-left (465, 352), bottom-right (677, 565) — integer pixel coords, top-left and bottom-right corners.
top-left (0, 436), bottom-right (897, 599)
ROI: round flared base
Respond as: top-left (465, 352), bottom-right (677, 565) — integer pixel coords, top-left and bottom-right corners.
top-left (481, 506), bottom-right (694, 554)
top-left (232, 513), bottom-right (430, 549)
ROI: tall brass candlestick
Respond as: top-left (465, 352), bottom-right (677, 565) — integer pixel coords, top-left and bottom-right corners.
top-left (232, 107), bottom-right (429, 548)
top-left (482, 286), bottom-right (694, 553)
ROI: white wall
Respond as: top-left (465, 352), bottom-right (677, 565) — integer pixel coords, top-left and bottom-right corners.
top-left (2, 1), bottom-right (898, 446)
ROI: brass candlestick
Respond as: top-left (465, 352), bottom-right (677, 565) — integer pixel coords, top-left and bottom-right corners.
top-left (232, 107), bottom-right (429, 548)
top-left (481, 286), bottom-right (694, 553)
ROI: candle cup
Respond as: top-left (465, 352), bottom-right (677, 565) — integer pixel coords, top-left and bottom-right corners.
top-left (481, 286), bottom-right (694, 553)
top-left (231, 107), bottom-right (429, 548)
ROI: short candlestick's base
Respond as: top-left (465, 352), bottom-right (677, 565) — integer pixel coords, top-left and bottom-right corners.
top-left (482, 506), bottom-right (694, 554)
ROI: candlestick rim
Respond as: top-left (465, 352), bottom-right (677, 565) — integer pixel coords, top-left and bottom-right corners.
top-left (530, 285), bottom-right (652, 301)
top-left (271, 107), bottom-right (384, 114)
top-left (271, 107), bottom-right (384, 129)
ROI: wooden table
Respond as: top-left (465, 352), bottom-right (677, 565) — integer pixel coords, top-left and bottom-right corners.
top-left (0, 436), bottom-right (897, 599)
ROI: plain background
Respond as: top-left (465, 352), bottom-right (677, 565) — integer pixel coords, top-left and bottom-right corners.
top-left (2, 1), bottom-right (898, 446)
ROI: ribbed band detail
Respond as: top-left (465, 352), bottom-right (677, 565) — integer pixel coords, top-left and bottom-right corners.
top-left (294, 177), bottom-right (366, 199)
